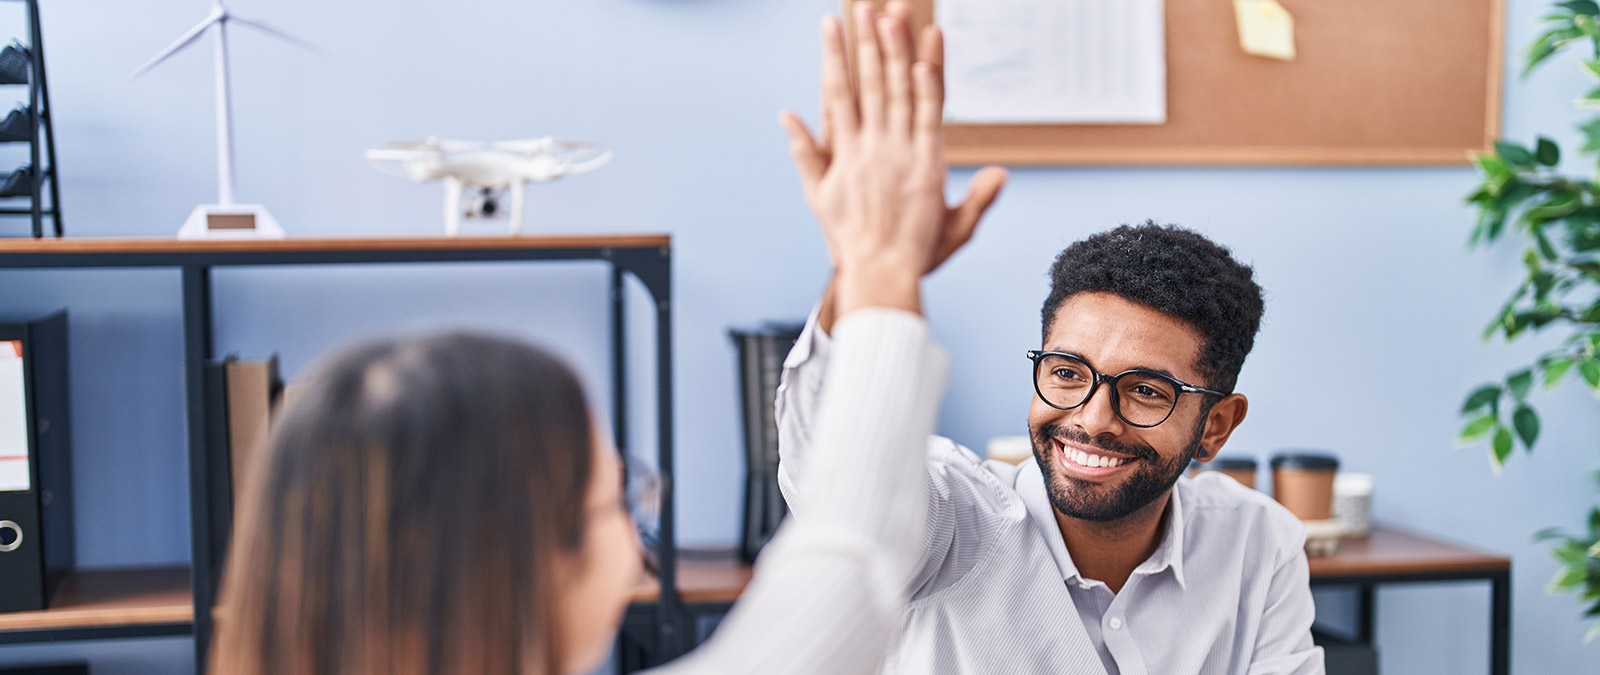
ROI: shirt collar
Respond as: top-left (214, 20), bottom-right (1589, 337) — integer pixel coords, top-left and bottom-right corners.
top-left (1015, 458), bottom-right (1188, 590)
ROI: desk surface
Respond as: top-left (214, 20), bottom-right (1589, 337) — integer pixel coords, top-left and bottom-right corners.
top-left (1308, 524), bottom-right (1510, 579)
top-left (0, 567), bottom-right (192, 632)
top-left (634, 524), bottom-right (1510, 607)
top-left (632, 557), bottom-right (754, 605)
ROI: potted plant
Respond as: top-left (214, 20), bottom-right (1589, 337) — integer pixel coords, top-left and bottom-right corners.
top-left (1460, 0), bottom-right (1600, 643)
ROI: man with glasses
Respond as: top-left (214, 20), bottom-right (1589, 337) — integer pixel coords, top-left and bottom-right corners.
top-left (774, 7), bottom-right (1321, 673)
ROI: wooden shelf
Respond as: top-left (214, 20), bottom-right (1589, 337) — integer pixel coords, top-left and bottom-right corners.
top-left (0, 234), bottom-right (670, 255)
top-left (1309, 524), bottom-right (1510, 580)
top-left (0, 566), bottom-right (192, 637)
top-left (631, 557), bottom-right (753, 606)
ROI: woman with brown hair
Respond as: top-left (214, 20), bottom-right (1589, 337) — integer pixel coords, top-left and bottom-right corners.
top-left (210, 3), bottom-right (1004, 673)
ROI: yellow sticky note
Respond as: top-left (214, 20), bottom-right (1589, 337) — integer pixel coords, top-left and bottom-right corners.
top-left (1234, 0), bottom-right (1296, 61)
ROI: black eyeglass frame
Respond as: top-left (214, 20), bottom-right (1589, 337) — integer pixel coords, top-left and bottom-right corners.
top-left (1025, 349), bottom-right (1229, 428)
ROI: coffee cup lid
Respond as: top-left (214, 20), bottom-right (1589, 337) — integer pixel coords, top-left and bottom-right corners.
top-left (1203, 457), bottom-right (1258, 471)
top-left (1270, 452), bottom-right (1339, 470)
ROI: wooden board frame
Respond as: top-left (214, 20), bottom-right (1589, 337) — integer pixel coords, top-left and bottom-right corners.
top-left (845, 0), bottom-right (1505, 166)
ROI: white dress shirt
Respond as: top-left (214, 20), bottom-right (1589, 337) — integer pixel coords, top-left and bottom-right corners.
top-left (650, 309), bottom-right (948, 674)
top-left (774, 314), bottom-right (1325, 675)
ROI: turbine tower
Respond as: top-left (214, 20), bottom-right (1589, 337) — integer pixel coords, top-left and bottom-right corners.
top-left (131, 0), bottom-right (317, 238)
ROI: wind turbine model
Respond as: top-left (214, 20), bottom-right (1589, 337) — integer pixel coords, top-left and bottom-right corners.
top-left (131, 1), bottom-right (318, 239)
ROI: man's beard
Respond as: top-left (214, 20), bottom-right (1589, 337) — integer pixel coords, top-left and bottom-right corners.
top-left (1030, 421), bottom-right (1202, 522)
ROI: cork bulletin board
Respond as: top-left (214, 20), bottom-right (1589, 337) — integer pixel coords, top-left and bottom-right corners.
top-left (847, 0), bottom-right (1505, 166)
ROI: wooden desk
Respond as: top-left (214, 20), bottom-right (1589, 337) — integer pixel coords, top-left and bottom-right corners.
top-left (1308, 525), bottom-right (1511, 675)
top-left (630, 557), bottom-right (754, 606)
top-left (0, 567), bottom-right (192, 643)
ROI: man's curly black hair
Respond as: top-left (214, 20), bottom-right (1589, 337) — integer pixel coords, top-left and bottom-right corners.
top-left (1041, 222), bottom-right (1264, 394)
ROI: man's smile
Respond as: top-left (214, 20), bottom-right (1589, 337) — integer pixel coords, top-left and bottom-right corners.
top-left (1053, 437), bottom-right (1140, 479)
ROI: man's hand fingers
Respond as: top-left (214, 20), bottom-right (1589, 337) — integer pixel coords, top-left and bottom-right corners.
top-left (950, 166), bottom-right (1009, 238)
top-left (879, 4), bottom-right (915, 136)
top-left (779, 112), bottom-right (827, 192)
top-left (917, 23), bottom-right (943, 72)
top-left (852, 2), bottom-right (886, 131)
top-left (821, 14), bottom-right (858, 143)
top-left (912, 62), bottom-right (944, 153)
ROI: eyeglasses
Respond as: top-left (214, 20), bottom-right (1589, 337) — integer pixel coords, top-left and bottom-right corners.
top-left (623, 454), bottom-right (665, 574)
top-left (1026, 350), bottom-right (1227, 428)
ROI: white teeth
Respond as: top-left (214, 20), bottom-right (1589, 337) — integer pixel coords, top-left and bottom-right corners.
top-left (1065, 448), bottom-right (1132, 468)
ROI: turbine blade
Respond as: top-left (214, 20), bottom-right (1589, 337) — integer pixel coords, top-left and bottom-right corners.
top-left (229, 15), bottom-right (327, 56)
top-left (129, 12), bottom-right (223, 79)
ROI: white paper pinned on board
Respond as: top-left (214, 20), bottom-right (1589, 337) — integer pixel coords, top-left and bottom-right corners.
top-left (1235, 0), bottom-right (1296, 61)
top-left (937, 0), bottom-right (1167, 125)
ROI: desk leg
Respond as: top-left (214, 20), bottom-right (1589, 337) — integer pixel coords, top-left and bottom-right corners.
top-left (1490, 570), bottom-right (1510, 675)
top-left (1357, 583), bottom-right (1375, 643)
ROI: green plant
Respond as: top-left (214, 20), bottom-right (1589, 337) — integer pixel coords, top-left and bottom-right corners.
top-left (1460, 0), bottom-right (1600, 644)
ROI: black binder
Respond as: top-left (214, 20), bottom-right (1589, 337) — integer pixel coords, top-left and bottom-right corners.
top-left (729, 322), bottom-right (803, 564)
top-left (0, 311), bottom-right (71, 613)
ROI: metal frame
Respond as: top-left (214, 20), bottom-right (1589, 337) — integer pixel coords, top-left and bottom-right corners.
top-left (1310, 568), bottom-right (1510, 675)
top-left (0, 0), bottom-right (63, 238)
top-left (0, 240), bottom-right (681, 669)
top-left (0, 622), bottom-right (191, 645)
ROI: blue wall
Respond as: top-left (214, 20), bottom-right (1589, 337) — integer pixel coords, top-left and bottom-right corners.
top-left (0, 0), bottom-right (1594, 672)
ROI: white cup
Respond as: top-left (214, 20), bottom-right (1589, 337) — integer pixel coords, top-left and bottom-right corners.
top-left (1333, 472), bottom-right (1374, 537)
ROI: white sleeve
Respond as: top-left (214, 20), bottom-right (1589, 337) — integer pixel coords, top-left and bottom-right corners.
top-left (649, 308), bottom-right (947, 675)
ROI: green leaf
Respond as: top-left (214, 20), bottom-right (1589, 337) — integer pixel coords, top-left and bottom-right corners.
top-left (1590, 506), bottom-right (1600, 538)
top-left (1492, 425), bottom-right (1514, 466)
top-left (1459, 414), bottom-right (1498, 441)
top-left (1550, 565), bottom-right (1587, 592)
top-left (1495, 140), bottom-right (1537, 168)
top-left (1513, 405), bottom-right (1541, 449)
top-left (1556, 540), bottom-right (1591, 565)
top-left (1528, 37), bottom-right (1561, 77)
top-left (1582, 118), bottom-right (1600, 153)
top-left (1536, 526), bottom-right (1570, 542)
top-left (1582, 85), bottom-right (1600, 107)
top-left (1472, 151), bottom-right (1513, 182)
top-left (1579, 12), bottom-right (1600, 35)
top-left (1461, 384), bottom-right (1503, 413)
top-left (1545, 357), bottom-right (1576, 388)
top-left (1562, 0), bottom-right (1600, 15)
top-left (1534, 224), bottom-right (1561, 260)
top-left (1537, 137), bottom-right (1562, 165)
top-left (1509, 369), bottom-right (1535, 400)
top-left (1585, 621), bottom-right (1600, 644)
top-left (1581, 358), bottom-right (1600, 391)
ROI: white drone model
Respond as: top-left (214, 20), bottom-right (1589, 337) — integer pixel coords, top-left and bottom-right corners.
top-left (365, 137), bottom-right (612, 236)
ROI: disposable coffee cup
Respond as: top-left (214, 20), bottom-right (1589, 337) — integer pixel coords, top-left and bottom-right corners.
top-left (1188, 457), bottom-right (1258, 490)
top-left (1270, 452), bottom-right (1340, 521)
top-left (1333, 472), bottom-right (1374, 537)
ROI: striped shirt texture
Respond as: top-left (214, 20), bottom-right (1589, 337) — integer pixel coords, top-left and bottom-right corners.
top-left (651, 309), bottom-right (948, 674)
top-left (774, 314), bottom-right (1326, 675)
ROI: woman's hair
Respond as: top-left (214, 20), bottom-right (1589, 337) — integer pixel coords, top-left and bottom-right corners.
top-left (211, 332), bottom-right (595, 675)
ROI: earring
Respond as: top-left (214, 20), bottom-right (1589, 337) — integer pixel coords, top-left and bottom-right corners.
top-left (1196, 448), bottom-right (1210, 459)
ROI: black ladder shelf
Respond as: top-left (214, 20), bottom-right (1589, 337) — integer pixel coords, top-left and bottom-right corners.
top-left (0, 0), bottom-right (60, 238)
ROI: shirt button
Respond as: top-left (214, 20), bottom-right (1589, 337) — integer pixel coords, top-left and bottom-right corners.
top-left (1108, 617), bottom-right (1124, 630)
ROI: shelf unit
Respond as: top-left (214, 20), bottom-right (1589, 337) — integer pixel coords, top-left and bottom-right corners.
top-left (0, 0), bottom-right (61, 238)
top-left (0, 235), bottom-right (682, 670)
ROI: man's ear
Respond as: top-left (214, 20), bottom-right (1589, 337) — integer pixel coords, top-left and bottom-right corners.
top-left (1195, 393), bottom-right (1248, 462)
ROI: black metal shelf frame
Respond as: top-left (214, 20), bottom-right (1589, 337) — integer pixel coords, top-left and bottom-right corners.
top-left (0, 241), bottom-right (682, 668)
top-left (0, 0), bottom-right (63, 238)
